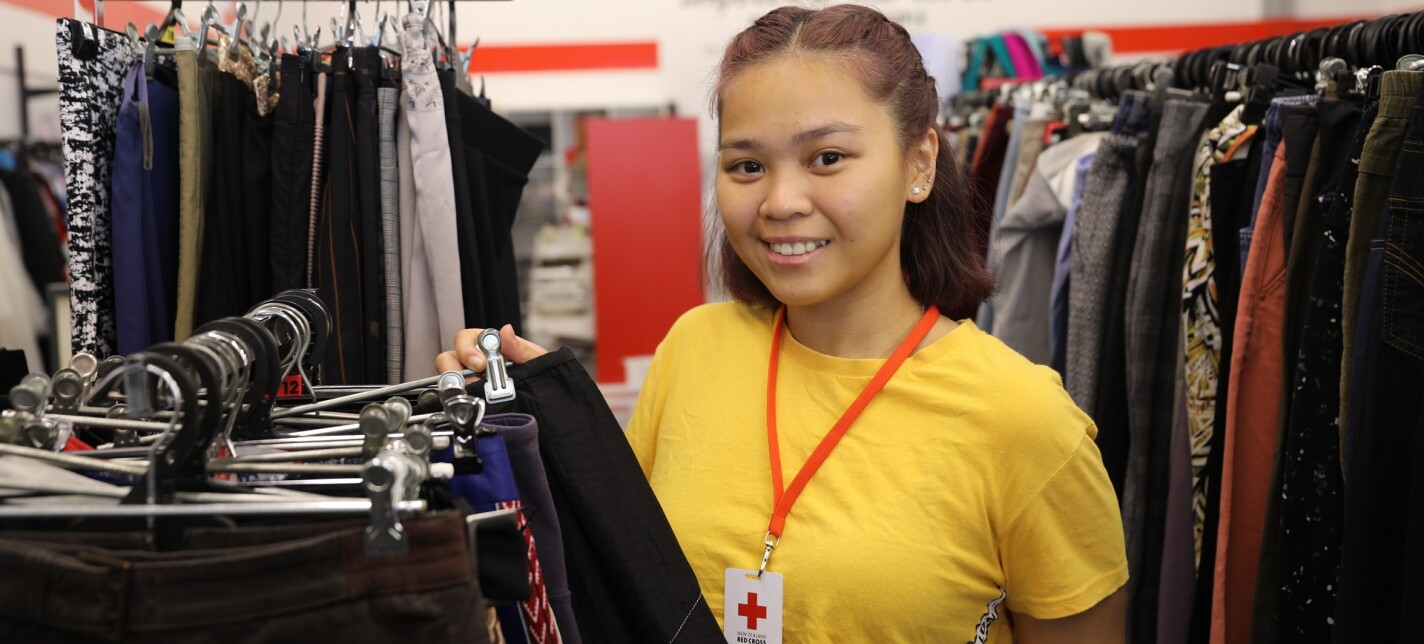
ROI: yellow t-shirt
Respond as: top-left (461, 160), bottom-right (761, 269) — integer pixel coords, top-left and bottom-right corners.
top-left (627, 302), bottom-right (1128, 642)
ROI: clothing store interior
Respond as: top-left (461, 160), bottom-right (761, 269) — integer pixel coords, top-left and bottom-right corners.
top-left (1, 0), bottom-right (1422, 641)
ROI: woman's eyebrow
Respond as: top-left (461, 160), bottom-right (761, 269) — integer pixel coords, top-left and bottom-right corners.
top-left (792, 121), bottom-right (862, 145)
top-left (718, 121), bottom-right (863, 152)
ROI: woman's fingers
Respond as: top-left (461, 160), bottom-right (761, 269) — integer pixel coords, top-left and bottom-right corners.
top-left (445, 325), bottom-right (549, 374)
top-left (434, 350), bottom-right (470, 374)
top-left (451, 328), bottom-right (489, 371)
top-left (499, 324), bottom-right (549, 363)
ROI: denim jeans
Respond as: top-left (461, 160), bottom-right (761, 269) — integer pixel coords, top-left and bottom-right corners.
top-left (1333, 77), bottom-right (1424, 639)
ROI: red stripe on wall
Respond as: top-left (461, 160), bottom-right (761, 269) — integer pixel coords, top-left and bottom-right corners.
top-left (8, 0), bottom-right (163, 30)
top-left (466, 42), bottom-right (657, 74)
top-left (1040, 14), bottom-right (1390, 54)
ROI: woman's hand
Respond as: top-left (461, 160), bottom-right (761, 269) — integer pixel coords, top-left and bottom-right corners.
top-left (435, 324), bottom-right (549, 373)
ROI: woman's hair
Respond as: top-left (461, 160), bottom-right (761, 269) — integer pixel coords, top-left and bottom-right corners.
top-left (709, 4), bottom-right (993, 320)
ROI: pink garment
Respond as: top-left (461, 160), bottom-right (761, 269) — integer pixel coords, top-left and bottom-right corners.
top-left (1211, 142), bottom-right (1289, 644)
top-left (1001, 33), bottom-right (1043, 80)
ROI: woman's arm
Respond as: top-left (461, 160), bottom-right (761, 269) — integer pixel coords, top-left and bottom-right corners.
top-left (1012, 587), bottom-right (1126, 644)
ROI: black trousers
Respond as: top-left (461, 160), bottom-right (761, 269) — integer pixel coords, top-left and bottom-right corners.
top-left (270, 54), bottom-right (316, 292)
top-left (457, 92), bottom-right (543, 332)
top-left (1268, 98), bottom-right (1365, 644)
top-left (354, 47), bottom-right (386, 385)
top-left (243, 89), bottom-right (274, 306)
top-left (317, 61), bottom-right (366, 385)
top-left (429, 348), bottom-right (723, 643)
top-left (1333, 78), bottom-right (1424, 644)
top-left (196, 74), bottom-right (271, 325)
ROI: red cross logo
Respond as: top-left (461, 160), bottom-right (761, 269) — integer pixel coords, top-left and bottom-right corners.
top-left (738, 592), bottom-right (768, 630)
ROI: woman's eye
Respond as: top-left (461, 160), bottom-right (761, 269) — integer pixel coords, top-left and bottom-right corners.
top-left (812, 152), bottom-right (844, 167)
top-left (730, 160), bottom-right (764, 174)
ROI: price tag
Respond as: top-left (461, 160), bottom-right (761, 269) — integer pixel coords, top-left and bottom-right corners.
top-left (276, 374), bottom-right (309, 400)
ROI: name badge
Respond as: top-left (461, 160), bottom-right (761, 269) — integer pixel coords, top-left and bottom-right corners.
top-left (724, 568), bottom-right (783, 644)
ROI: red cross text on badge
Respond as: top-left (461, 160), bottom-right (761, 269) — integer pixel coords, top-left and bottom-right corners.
top-left (738, 592), bottom-right (768, 630)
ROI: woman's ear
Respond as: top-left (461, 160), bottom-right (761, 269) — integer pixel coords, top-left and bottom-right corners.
top-left (907, 126), bottom-right (939, 204)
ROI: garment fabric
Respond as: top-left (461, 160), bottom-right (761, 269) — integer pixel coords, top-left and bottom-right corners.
top-left (378, 85), bottom-right (403, 384)
top-left (441, 436), bottom-right (561, 644)
top-left (1249, 98), bottom-right (1322, 644)
top-left (400, 13), bottom-right (465, 381)
top-left (1266, 96), bottom-right (1362, 644)
top-left (983, 102), bottom-right (1038, 334)
top-left (1181, 106), bottom-right (1257, 576)
top-left (990, 103), bottom-right (1029, 237)
top-left (1340, 71), bottom-right (1421, 443)
top-left (194, 34), bottom-right (274, 326)
top-left (484, 414), bottom-right (582, 644)
top-left (1122, 97), bottom-right (1210, 644)
top-left (172, 38), bottom-right (213, 340)
top-left (1241, 96), bottom-right (1317, 272)
top-left (1277, 103), bottom-right (1321, 260)
top-left (243, 80), bottom-right (275, 307)
top-left (0, 513), bottom-right (488, 643)
top-left (307, 72), bottom-right (329, 289)
top-left (1157, 382), bottom-right (1194, 644)
top-left (436, 70), bottom-right (487, 330)
top-left (1007, 110), bottom-right (1052, 208)
top-left (111, 63), bottom-right (180, 354)
top-left (988, 132), bottom-right (1104, 365)
top-left (458, 347), bottom-right (724, 644)
top-left (193, 72), bottom-right (259, 326)
top-left (1332, 74), bottom-right (1424, 644)
top-left (316, 59), bottom-right (367, 385)
top-left (353, 47), bottom-right (387, 385)
top-left (56, 19), bottom-right (136, 358)
top-left (1067, 91), bottom-right (1151, 498)
top-left (0, 167), bottom-right (64, 295)
top-left (628, 303), bottom-right (1127, 643)
top-left (1188, 155), bottom-right (1253, 644)
top-left (270, 54), bottom-right (316, 293)
top-left (455, 92), bottom-right (541, 331)
top-left (1213, 140), bottom-right (1290, 644)
top-left (1049, 150), bottom-right (1095, 377)
top-left (0, 183), bottom-right (46, 371)
top-left (970, 104), bottom-right (1014, 263)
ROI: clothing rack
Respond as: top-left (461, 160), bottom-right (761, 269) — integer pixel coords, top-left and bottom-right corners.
top-left (13, 47), bottom-right (58, 142)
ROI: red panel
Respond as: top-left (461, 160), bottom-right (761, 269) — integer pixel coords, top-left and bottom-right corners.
top-left (467, 42), bottom-right (658, 74)
top-left (586, 118), bottom-right (703, 384)
top-left (9, 0), bottom-right (163, 28)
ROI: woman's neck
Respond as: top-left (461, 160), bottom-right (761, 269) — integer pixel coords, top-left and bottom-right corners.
top-left (783, 284), bottom-right (936, 359)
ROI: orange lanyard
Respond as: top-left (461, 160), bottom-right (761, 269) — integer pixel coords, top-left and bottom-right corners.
top-left (757, 305), bottom-right (941, 575)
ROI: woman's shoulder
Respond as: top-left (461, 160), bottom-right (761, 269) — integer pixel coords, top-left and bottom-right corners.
top-left (664, 301), bottom-right (773, 344)
top-left (924, 322), bottom-right (1097, 453)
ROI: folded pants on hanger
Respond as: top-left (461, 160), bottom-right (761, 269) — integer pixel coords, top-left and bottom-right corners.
top-left (0, 512), bottom-right (488, 643)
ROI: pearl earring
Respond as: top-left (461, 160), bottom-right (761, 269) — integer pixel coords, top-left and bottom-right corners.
top-left (912, 187), bottom-right (923, 195)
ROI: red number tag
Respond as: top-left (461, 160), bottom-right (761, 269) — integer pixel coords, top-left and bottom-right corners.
top-left (277, 374), bottom-right (307, 399)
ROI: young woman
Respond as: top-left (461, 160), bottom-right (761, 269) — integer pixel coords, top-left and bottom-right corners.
top-left (438, 5), bottom-right (1127, 641)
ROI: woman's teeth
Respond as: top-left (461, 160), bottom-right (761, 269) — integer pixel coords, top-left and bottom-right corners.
top-left (769, 240), bottom-right (829, 256)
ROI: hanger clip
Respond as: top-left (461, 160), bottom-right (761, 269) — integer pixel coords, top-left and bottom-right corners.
top-left (478, 329), bottom-right (516, 404)
top-left (363, 452), bottom-right (414, 557)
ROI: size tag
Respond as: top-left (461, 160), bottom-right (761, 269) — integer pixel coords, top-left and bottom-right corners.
top-left (724, 569), bottom-right (782, 644)
top-left (276, 374), bottom-right (309, 400)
